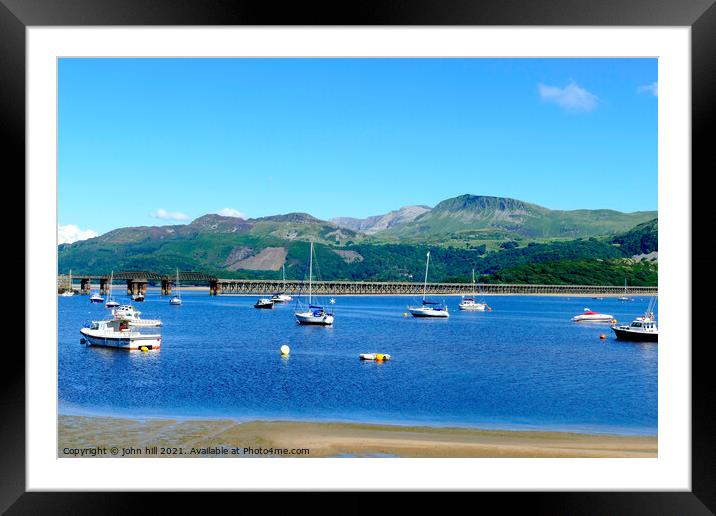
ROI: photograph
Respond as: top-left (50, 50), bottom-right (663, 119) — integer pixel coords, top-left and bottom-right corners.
top-left (56, 56), bottom-right (660, 459)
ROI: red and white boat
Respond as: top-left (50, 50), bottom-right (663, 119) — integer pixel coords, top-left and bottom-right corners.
top-left (572, 308), bottom-right (615, 323)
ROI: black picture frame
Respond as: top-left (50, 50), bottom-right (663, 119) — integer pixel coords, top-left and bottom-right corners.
top-left (4, 0), bottom-right (713, 513)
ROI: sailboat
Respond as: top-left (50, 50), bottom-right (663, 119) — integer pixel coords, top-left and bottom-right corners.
top-left (618, 278), bottom-right (633, 301)
top-left (459, 269), bottom-right (490, 311)
top-left (169, 268), bottom-right (182, 306)
top-left (61, 270), bottom-right (75, 296)
top-left (105, 271), bottom-right (120, 308)
top-left (271, 264), bottom-right (293, 303)
top-left (89, 278), bottom-right (104, 304)
top-left (294, 242), bottom-right (334, 325)
top-left (408, 251), bottom-right (449, 318)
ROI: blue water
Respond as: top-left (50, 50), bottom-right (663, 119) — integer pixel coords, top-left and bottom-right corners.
top-left (58, 292), bottom-right (658, 435)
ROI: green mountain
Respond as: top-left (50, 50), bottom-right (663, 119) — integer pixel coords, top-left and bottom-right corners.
top-left (57, 195), bottom-right (658, 285)
top-left (368, 194), bottom-right (657, 244)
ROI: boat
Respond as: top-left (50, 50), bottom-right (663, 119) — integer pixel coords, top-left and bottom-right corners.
top-left (459, 269), bottom-right (490, 311)
top-left (169, 268), bottom-right (182, 306)
top-left (572, 308), bottom-right (615, 323)
top-left (618, 278), bottom-right (633, 301)
top-left (408, 251), bottom-right (449, 318)
top-left (271, 265), bottom-right (293, 303)
top-left (254, 298), bottom-right (275, 309)
top-left (611, 297), bottom-right (658, 342)
top-left (60, 269), bottom-right (75, 296)
top-left (132, 292), bottom-right (145, 302)
top-left (359, 353), bottom-right (392, 361)
top-left (294, 242), bottom-right (334, 326)
top-left (111, 304), bottom-right (162, 327)
top-left (105, 271), bottom-right (119, 308)
top-left (89, 279), bottom-right (104, 304)
top-left (80, 317), bottom-right (162, 350)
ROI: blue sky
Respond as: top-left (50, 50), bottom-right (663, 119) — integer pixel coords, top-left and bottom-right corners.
top-left (58, 58), bottom-right (657, 241)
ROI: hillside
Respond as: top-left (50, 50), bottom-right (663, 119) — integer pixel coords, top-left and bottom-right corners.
top-left (609, 218), bottom-right (658, 256)
top-left (369, 194), bottom-right (656, 244)
top-left (331, 205), bottom-right (432, 234)
top-left (58, 195), bottom-right (658, 285)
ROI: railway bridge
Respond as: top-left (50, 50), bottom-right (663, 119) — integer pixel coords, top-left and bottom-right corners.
top-left (58, 272), bottom-right (658, 297)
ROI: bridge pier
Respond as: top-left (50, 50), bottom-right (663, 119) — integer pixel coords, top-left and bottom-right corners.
top-left (79, 277), bottom-right (91, 295)
top-left (209, 280), bottom-right (219, 296)
top-left (126, 280), bottom-right (147, 296)
top-left (161, 279), bottom-right (173, 296)
top-left (99, 278), bottom-right (108, 295)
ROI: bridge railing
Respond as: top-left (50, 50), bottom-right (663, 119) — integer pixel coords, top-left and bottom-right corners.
top-left (215, 279), bottom-right (658, 296)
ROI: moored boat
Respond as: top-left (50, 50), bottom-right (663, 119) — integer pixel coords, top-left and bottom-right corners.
top-left (295, 242), bottom-right (334, 325)
top-left (254, 298), bottom-right (275, 309)
top-left (105, 271), bottom-right (119, 308)
top-left (572, 308), bottom-right (615, 323)
top-left (271, 265), bottom-right (293, 303)
top-left (80, 318), bottom-right (161, 350)
top-left (408, 251), bottom-right (449, 318)
top-left (90, 293), bottom-right (104, 304)
top-left (611, 298), bottom-right (658, 342)
top-left (132, 292), bottom-right (145, 302)
top-left (111, 304), bottom-right (161, 327)
top-left (169, 268), bottom-right (182, 305)
top-left (459, 269), bottom-right (490, 311)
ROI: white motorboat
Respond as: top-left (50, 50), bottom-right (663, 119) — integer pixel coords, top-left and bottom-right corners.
top-left (88, 278), bottom-right (104, 303)
top-left (80, 318), bottom-right (161, 350)
top-left (459, 269), bottom-right (490, 311)
top-left (294, 242), bottom-right (334, 326)
top-left (111, 304), bottom-right (162, 327)
top-left (572, 308), bottom-right (615, 323)
top-left (60, 269), bottom-right (75, 296)
top-left (612, 298), bottom-right (658, 342)
top-left (271, 265), bottom-right (293, 303)
top-left (105, 271), bottom-right (120, 308)
top-left (408, 251), bottom-right (449, 318)
top-left (169, 268), bottom-right (182, 306)
top-left (132, 292), bottom-right (145, 302)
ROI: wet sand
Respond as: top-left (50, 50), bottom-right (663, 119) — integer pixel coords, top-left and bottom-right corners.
top-left (58, 415), bottom-right (657, 458)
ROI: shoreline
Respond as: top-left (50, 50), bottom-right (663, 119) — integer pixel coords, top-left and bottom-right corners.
top-left (58, 415), bottom-right (657, 458)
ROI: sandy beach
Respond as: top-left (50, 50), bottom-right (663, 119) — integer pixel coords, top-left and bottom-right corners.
top-left (58, 415), bottom-right (657, 458)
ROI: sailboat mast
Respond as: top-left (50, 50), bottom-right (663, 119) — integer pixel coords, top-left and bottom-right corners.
top-left (309, 242), bottom-right (313, 305)
top-left (472, 268), bottom-right (476, 296)
top-left (423, 251), bottom-right (430, 300)
top-left (176, 268), bottom-right (181, 298)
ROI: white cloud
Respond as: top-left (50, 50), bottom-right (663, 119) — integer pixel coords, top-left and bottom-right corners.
top-left (538, 81), bottom-right (599, 112)
top-left (58, 224), bottom-right (98, 244)
top-left (638, 81), bottom-right (658, 96)
top-left (150, 208), bottom-right (190, 221)
top-left (216, 208), bottom-right (247, 219)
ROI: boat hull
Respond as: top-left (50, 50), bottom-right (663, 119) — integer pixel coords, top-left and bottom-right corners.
top-left (254, 303), bottom-right (274, 309)
top-left (271, 294), bottom-right (292, 303)
top-left (611, 326), bottom-right (658, 342)
top-left (295, 312), bottom-right (334, 325)
top-left (572, 315), bottom-right (614, 323)
top-left (459, 304), bottom-right (487, 311)
top-left (80, 328), bottom-right (161, 350)
top-left (169, 297), bottom-right (182, 306)
top-left (409, 307), bottom-right (449, 318)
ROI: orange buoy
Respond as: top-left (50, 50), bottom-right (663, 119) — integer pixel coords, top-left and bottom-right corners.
top-left (600, 334), bottom-right (606, 340)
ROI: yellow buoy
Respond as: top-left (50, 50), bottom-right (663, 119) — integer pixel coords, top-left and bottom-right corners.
top-left (375, 353), bottom-right (384, 361)
top-left (403, 312), bottom-right (408, 317)
top-left (140, 346), bottom-right (149, 352)
top-left (280, 345), bottom-right (290, 356)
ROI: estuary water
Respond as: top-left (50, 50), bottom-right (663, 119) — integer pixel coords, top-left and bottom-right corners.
top-left (58, 292), bottom-right (658, 435)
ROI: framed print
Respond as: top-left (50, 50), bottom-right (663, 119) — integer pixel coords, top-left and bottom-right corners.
top-left (4, 0), bottom-right (714, 512)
